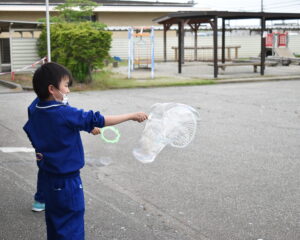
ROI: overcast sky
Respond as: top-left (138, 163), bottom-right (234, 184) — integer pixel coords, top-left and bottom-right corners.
top-left (195, 0), bottom-right (300, 13)
top-left (194, 0), bottom-right (300, 26)
top-left (150, 0), bottom-right (300, 25)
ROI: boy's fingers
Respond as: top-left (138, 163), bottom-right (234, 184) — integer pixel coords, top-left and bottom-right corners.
top-left (91, 128), bottom-right (101, 135)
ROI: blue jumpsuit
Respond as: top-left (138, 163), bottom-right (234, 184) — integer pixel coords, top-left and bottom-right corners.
top-left (23, 100), bottom-right (105, 240)
top-left (28, 98), bottom-right (45, 204)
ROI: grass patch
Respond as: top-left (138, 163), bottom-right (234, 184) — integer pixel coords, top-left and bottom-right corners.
top-left (1, 72), bottom-right (33, 87)
top-left (1, 69), bottom-right (215, 91)
top-left (71, 70), bottom-right (216, 91)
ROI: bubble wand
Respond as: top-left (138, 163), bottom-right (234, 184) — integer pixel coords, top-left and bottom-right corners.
top-left (100, 126), bottom-right (121, 144)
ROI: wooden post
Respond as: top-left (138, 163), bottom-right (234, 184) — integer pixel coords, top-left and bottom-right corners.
top-left (194, 28), bottom-right (198, 61)
top-left (235, 47), bottom-right (238, 59)
top-left (0, 40), bottom-right (2, 73)
top-left (189, 23), bottom-right (200, 61)
top-left (181, 20), bottom-right (185, 65)
top-left (213, 16), bottom-right (218, 78)
top-left (261, 17), bottom-right (266, 75)
top-left (163, 24), bottom-right (172, 62)
top-left (163, 24), bottom-right (167, 62)
top-left (227, 47), bottom-right (231, 60)
top-left (190, 23), bottom-right (200, 61)
top-left (222, 18), bottom-right (226, 63)
top-left (178, 21), bottom-right (182, 73)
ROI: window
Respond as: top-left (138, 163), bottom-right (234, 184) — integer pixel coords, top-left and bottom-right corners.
top-left (0, 39), bottom-right (10, 63)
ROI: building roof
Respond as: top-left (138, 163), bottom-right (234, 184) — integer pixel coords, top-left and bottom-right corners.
top-left (0, 20), bottom-right (41, 31)
top-left (0, 0), bottom-right (195, 7)
top-left (0, 5), bottom-right (207, 12)
top-left (0, 0), bottom-right (208, 13)
top-left (154, 11), bottom-right (300, 24)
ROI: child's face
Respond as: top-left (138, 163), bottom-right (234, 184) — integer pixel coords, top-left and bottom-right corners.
top-left (51, 77), bottom-right (70, 102)
top-left (59, 77), bottom-right (70, 95)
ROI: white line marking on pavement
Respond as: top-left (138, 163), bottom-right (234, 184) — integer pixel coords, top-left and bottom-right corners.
top-left (0, 147), bottom-right (35, 153)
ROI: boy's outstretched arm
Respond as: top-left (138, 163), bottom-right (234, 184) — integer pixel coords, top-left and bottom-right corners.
top-left (104, 112), bottom-right (148, 126)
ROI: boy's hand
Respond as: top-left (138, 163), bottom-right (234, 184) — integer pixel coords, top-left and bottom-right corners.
top-left (91, 127), bottom-right (101, 135)
top-left (132, 112), bottom-right (148, 123)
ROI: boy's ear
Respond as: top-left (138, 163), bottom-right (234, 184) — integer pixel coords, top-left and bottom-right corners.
top-left (48, 85), bottom-right (56, 95)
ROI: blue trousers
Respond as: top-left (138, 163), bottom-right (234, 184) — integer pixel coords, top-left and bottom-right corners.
top-left (34, 169), bottom-right (45, 203)
top-left (44, 171), bottom-right (85, 240)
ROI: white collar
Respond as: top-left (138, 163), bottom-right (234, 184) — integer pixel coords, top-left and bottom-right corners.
top-left (35, 103), bottom-right (64, 109)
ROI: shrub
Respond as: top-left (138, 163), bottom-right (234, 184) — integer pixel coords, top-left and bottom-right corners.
top-left (37, 22), bottom-right (112, 83)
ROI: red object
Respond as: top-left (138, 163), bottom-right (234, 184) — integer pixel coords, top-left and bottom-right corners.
top-left (11, 72), bottom-right (15, 81)
top-left (265, 33), bottom-right (274, 47)
top-left (278, 33), bottom-right (288, 47)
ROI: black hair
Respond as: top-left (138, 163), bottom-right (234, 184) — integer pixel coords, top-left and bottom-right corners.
top-left (32, 62), bottom-right (73, 100)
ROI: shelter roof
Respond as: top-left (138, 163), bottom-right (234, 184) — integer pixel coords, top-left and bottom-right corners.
top-left (153, 11), bottom-right (300, 24)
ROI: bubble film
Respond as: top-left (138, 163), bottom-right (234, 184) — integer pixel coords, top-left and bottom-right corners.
top-left (133, 103), bottom-right (200, 163)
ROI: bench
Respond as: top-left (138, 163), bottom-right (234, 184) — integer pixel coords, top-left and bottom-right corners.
top-left (208, 62), bottom-right (277, 72)
top-left (172, 45), bottom-right (241, 61)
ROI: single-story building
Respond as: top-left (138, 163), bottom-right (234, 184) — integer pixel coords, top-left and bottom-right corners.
top-left (1, 0), bottom-right (299, 74)
top-left (0, 0), bottom-right (208, 72)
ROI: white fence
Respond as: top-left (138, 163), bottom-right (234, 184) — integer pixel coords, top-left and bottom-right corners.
top-left (110, 32), bottom-right (300, 61)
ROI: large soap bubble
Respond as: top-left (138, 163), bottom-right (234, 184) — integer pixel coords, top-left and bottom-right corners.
top-left (133, 103), bottom-right (200, 163)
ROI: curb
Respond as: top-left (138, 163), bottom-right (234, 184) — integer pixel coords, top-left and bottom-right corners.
top-left (1, 75), bottom-right (300, 92)
top-left (22, 86), bottom-right (33, 91)
top-left (0, 79), bottom-right (23, 91)
top-left (216, 75), bottom-right (300, 84)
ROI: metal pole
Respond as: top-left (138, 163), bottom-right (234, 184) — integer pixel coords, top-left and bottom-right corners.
top-left (46, 0), bottom-right (51, 62)
top-left (151, 26), bottom-right (155, 79)
top-left (261, 17), bottom-right (266, 75)
top-left (128, 28), bottom-right (131, 79)
top-left (131, 28), bottom-right (134, 71)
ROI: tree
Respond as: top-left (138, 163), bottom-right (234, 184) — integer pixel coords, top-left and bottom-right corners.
top-left (37, 0), bottom-right (112, 83)
top-left (54, 0), bottom-right (99, 22)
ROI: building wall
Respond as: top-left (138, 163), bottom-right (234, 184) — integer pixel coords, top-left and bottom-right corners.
top-left (96, 12), bottom-right (167, 26)
top-left (1, 11), bottom-right (299, 65)
top-left (0, 11), bottom-right (44, 21)
top-left (0, 11), bottom-right (163, 27)
top-left (10, 37), bottom-right (40, 71)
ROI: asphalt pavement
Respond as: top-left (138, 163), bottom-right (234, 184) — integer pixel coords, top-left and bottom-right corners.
top-left (0, 80), bottom-right (299, 240)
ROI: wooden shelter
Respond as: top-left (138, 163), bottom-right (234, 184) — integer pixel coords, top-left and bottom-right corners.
top-left (153, 11), bottom-right (300, 78)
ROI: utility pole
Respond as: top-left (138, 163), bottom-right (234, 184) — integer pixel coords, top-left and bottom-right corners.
top-left (45, 0), bottom-right (51, 62)
top-left (261, 0), bottom-right (264, 12)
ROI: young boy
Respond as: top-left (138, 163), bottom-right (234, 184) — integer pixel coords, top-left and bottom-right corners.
top-left (23, 62), bottom-right (147, 239)
top-left (28, 98), bottom-right (101, 212)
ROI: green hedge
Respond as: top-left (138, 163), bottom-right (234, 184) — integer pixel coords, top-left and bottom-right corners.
top-left (37, 22), bottom-right (112, 83)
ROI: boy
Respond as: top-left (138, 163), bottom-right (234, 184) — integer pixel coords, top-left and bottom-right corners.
top-left (23, 62), bottom-right (147, 239)
top-left (28, 98), bottom-right (101, 212)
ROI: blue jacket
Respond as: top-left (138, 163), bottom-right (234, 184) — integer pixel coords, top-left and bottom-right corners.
top-left (28, 97), bottom-right (39, 118)
top-left (23, 100), bottom-right (105, 174)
